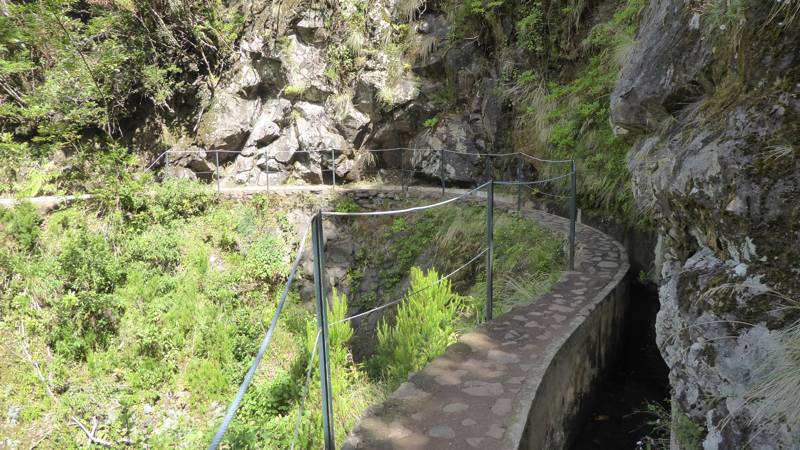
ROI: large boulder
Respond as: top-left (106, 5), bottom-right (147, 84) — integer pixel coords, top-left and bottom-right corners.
top-left (410, 115), bottom-right (483, 183)
top-left (294, 102), bottom-right (349, 153)
top-left (293, 102), bottom-right (351, 182)
top-left (610, 1), bottom-right (712, 133)
top-left (256, 126), bottom-right (300, 170)
top-left (353, 71), bottom-right (386, 117)
top-left (334, 102), bottom-right (371, 146)
top-left (279, 35), bottom-right (334, 103)
top-left (295, 9), bottom-right (326, 44)
top-left (195, 91), bottom-right (261, 151)
top-left (243, 98), bottom-right (293, 149)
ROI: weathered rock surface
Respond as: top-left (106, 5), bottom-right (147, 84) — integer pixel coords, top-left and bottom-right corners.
top-left (174, 0), bottom-right (510, 187)
top-left (612, 1), bottom-right (800, 448)
top-left (411, 116), bottom-right (484, 183)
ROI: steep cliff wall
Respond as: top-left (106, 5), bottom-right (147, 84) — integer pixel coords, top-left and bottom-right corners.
top-left (612, 1), bottom-right (800, 448)
top-left (167, 0), bottom-right (509, 185)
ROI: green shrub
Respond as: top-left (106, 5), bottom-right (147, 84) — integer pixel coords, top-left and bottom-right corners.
top-left (150, 179), bottom-right (214, 224)
top-left (57, 228), bottom-right (123, 294)
top-left (49, 291), bottom-right (124, 360)
top-left (244, 234), bottom-right (289, 283)
top-left (125, 225), bottom-right (182, 270)
top-left (0, 202), bottom-right (42, 252)
top-left (57, 228), bottom-right (124, 294)
top-left (673, 400), bottom-right (704, 450)
top-left (373, 267), bottom-right (461, 386)
top-left (517, 2), bottom-right (545, 54)
top-left (184, 358), bottom-right (229, 404)
top-left (239, 372), bottom-right (303, 421)
top-left (333, 196), bottom-right (360, 213)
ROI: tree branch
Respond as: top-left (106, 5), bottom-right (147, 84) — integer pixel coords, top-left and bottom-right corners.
top-left (71, 416), bottom-right (112, 447)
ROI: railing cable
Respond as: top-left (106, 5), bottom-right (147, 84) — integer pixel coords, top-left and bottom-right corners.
top-left (208, 223), bottom-right (311, 450)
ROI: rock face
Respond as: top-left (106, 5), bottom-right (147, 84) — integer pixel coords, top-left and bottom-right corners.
top-left (612, 1), bottom-right (800, 448)
top-left (167, 1), bottom-right (507, 186)
top-left (411, 116), bottom-right (484, 183)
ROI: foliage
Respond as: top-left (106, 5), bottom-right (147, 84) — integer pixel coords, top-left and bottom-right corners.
top-left (0, 202), bottom-right (42, 252)
top-left (0, 0), bottom-right (243, 148)
top-left (746, 316), bottom-right (800, 435)
top-left (57, 228), bottom-right (123, 294)
top-left (374, 267), bottom-right (461, 386)
top-left (638, 400), bottom-right (672, 450)
top-left (423, 116), bottom-right (440, 128)
top-left (244, 234), bottom-right (290, 283)
top-left (333, 196), bottom-right (361, 213)
top-left (672, 400), bottom-right (705, 450)
top-left (0, 0), bottom-right (245, 194)
top-left (49, 291), bottom-right (124, 360)
top-left (517, 2), bottom-right (546, 54)
top-left (511, 0), bottom-right (647, 224)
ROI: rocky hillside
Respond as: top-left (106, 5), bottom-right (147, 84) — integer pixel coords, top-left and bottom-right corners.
top-left (164, 0), bottom-right (515, 185)
top-left (612, 1), bottom-right (800, 448)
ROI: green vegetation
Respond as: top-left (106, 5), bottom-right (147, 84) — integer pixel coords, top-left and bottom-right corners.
top-left (0, 0), bottom-right (244, 195)
top-left (1, 183), bottom-right (563, 448)
top-left (672, 400), bottom-right (705, 450)
top-left (373, 267), bottom-right (462, 386)
top-left (0, 180), bottom-right (312, 447)
top-left (508, 0), bottom-right (646, 223)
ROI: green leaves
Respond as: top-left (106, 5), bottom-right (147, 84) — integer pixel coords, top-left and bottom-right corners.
top-left (244, 234), bottom-right (290, 283)
top-left (374, 267), bottom-right (462, 387)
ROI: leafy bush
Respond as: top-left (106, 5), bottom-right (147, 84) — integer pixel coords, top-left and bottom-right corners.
top-left (517, 2), bottom-right (546, 54)
top-left (333, 196), bottom-right (361, 213)
top-left (373, 267), bottom-right (461, 386)
top-left (150, 179), bottom-right (214, 224)
top-left (57, 228), bottom-right (123, 294)
top-left (0, 202), bottom-right (41, 252)
top-left (244, 234), bottom-right (289, 283)
top-left (49, 292), bottom-right (123, 360)
top-left (184, 358), bottom-right (229, 404)
top-left (125, 225), bottom-right (182, 270)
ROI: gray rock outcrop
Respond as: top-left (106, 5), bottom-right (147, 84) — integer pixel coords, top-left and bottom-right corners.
top-left (612, 1), bottom-right (800, 448)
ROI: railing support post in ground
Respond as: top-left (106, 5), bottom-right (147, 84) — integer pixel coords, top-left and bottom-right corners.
top-left (215, 151), bottom-right (220, 194)
top-left (516, 165), bottom-right (522, 215)
top-left (401, 150), bottom-right (407, 199)
top-left (569, 160), bottom-right (577, 271)
top-left (312, 212), bottom-right (335, 450)
top-left (265, 148), bottom-right (270, 193)
top-left (485, 180), bottom-right (494, 322)
top-left (331, 149), bottom-right (336, 192)
top-left (440, 148), bottom-right (446, 197)
top-left (164, 151), bottom-right (169, 179)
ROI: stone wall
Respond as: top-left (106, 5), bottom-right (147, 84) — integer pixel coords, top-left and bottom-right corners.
top-left (520, 273), bottom-right (628, 449)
